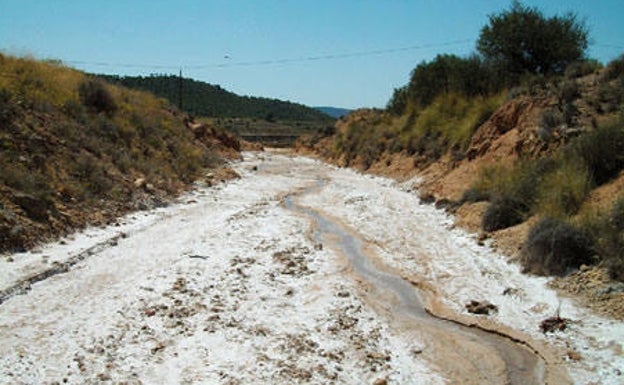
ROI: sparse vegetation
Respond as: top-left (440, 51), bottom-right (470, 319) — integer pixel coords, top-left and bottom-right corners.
top-left (466, 117), bottom-right (624, 280)
top-left (0, 54), bottom-right (238, 252)
top-left (473, 119), bottom-right (623, 230)
top-left (580, 197), bottom-right (624, 281)
top-left (482, 196), bottom-right (527, 231)
top-left (522, 218), bottom-right (594, 276)
top-left (534, 161), bottom-right (590, 218)
top-left (602, 54), bottom-right (624, 82)
top-left (564, 59), bottom-right (602, 79)
top-left (603, 201), bottom-right (624, 281)
top-left (330, 92), bottom-right (504, 169)
top-left (302, 1), bottom-right (624, 282)
top-left (78, 79), bottom-right (117, 115)
top-left (472, 158), bottom-right (559, 228)
top-left (564, 120), bottom-right (624, 185)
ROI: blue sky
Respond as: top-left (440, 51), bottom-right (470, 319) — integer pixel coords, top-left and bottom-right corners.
top-left (1, 1), bottom-right (623, 109)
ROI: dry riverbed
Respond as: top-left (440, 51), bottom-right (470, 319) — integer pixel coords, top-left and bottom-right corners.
top-left (0, 152), bottom-right (623, 384)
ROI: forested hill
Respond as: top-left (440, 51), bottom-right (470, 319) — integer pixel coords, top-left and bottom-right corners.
top-left (97, 74), bottom-right (333, 122)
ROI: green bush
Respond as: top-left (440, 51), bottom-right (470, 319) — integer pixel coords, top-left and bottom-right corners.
top-left (0, 160), bottom-right (51, 198)
top-left (606, 253), bottom-right (624, 281)
top-left (566, 121), bottom-right (624, 185)
top-left (387, 86), bottom-right (408, 115)
top-left (595, 79), bottom-right (624, 113)
top-left (406, 54), bottom-right (495, 109)
top-left (522, 218), bottom-right (594, 276)
top-left (477, 2), bottom-right (588, 76)
top-left (562, 102), bottom-right (579, 125)
top-left (535, 161), bottom-right (590, 217)
top-left (473, 158), bottom-right (559, 231)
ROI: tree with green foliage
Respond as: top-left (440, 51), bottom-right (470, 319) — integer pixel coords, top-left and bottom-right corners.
top-left (97, 74), bottom-right (332, 122)
top-left (402, 54), bottom-right (493, 111)
top-left (386, 86), bottom-right (408, 115)
top-left (477, 1), bottom-right (588, 78)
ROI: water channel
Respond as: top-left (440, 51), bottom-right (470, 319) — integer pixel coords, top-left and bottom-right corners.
top-left (284, 183), bottom-right (546, 385)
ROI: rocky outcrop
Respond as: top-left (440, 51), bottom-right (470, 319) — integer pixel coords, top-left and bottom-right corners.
top-left (466, 96), bottom-right (552, 160)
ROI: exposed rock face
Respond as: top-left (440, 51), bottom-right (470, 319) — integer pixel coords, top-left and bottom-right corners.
top-left (191, 122), bottom-right (242, 153)
top-left (466, 97), bottom-right (549, 160)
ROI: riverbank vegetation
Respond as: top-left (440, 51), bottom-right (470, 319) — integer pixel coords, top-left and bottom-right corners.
top-left (302, 2), bottom-right (624, 281)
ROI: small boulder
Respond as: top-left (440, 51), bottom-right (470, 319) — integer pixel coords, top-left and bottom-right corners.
top-left (465, 300), bottom-right (498, 315)
top-left (373, 377), bottom-right (388, 385)
top-left (540, 316), bottom-right (569, 333)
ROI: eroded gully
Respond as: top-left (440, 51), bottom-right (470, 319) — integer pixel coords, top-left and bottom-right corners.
top-left (283, 176), bottom-right (553, 385)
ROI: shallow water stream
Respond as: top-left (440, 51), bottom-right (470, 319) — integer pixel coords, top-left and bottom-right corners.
top-left (285, 184), bottom-right (544, 385)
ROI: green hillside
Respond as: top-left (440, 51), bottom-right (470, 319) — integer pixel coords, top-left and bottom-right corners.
top-left (98, 74), bottom-right (333, 122)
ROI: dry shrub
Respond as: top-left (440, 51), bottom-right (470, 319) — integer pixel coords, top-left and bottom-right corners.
top-left (565, 59), bottom-right (601, 79)
top-left (522, 218), bottom-right (594, 276)
top-left (79, 79), bottom-right (117, 115)
top-left (566, 120), bottom-right (624, 186)
top-left (0, 88), bottom-right (19, 125)
top-left (535, 161), bottom-right (590, 218)
top-left (606, 200), bottom-right (624, 280)
top-left (540, 108), bottom-right (564, 131)
top-left (459, 187), bottom-right (490, 204)
top-left (475, 159), bottom-right (556, 231)
top-left (584, 198), bottom-right (624, 281)
top-left (602, 54), bottom-right (624, 82)
top-left (559, 80), bottom-right (580, 103)
top-left (482, 196), bottom-right (526, 231)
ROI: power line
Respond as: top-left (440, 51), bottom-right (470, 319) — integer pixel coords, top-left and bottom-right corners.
top-left (62, 39), bottom-right (474, 71)
top-left (8, 39), bottom-right (621, 74)
top-left (189, 39), bottom-right (474, 69)
top-left (594, 43), bottom-right (624, 50)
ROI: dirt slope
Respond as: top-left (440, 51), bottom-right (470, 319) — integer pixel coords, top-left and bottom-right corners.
top-left (0, 55), bottom-right (242, 253)
top-left (296, 71), bottom-right (624, 321)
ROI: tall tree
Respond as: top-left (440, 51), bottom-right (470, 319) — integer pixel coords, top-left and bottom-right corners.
top-left (477, 1), bottom-right (588, 77)
top-left (404, 54), bottom-right (492, 109)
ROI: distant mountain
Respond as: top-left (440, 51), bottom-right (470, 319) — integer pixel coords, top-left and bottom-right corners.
top-left (314, 106), bottom-right (352, 118)
top-left (96, 74), bottom-right (333, 122)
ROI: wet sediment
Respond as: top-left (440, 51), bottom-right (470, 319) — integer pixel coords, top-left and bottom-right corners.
top-left (284, 187), bottom-right (550, 385)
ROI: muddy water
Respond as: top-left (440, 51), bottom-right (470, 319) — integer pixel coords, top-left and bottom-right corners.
top-left (285, 190), bottom-right (545, 385)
